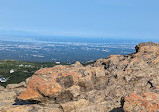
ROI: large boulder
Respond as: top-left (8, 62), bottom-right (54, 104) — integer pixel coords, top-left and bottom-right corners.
top-left (123, 92), bottom-right (159, 112)
top-left (18, 64), bottom-right (108, 102)
top-left (18, 65), bottom-right (82, 101)
top-left (15, 42), bottom-right (159, 111)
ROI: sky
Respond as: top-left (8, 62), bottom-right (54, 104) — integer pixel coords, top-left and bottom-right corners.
top-left (0, 0), bottom-right (159, 40)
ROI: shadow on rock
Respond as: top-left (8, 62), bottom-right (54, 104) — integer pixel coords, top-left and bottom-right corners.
top-left (109, 107), bottom-right (124, 112)
top-left (13, 98), bottom-right (40, 105)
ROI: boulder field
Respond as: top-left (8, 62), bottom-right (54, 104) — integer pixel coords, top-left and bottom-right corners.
top-left (1, 42), bottom-right (159, 112)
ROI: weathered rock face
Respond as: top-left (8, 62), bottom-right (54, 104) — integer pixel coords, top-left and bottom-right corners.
top-left (0, 82), bottom-right (26, 111)
top-left (6, 81), bottom-right (26, 90)
top-left (18, 64), bottom-right (107, 103)
top-left (123, 92), bottom-right (159, 112)
top-left (1, 104), bottom-right (63, 112)
top-left (1, 42), bottom-right (159, 112)
top-left (18, 65), bottom-right (81, 101)
top-left (0, 85), bottom-right (5, 91)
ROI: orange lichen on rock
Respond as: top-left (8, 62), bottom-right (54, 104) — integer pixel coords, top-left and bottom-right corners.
top-left (123, 92), bottom-right (159, 112)
top-left (15, 42), bottom-right (159, 112)
top-left (18, 87), bottom-right (43, 101)
top-left (18, 65), bottom-right (82, 101)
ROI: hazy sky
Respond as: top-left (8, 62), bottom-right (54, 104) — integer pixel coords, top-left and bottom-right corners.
top-left (0, 0), bottom-right (159, 40)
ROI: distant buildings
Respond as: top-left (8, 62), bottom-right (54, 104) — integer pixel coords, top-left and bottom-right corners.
top-left (25, 65), bottom-right (31, 67)
top-left (23, 70), bottom-right (28, 73)
top-left (56, 62), bottom-right (61, 64)
top-left (19, 64), bottom-right (24, 67)
top-left (0, 77), bottom-right (7, 82)
top-left (19, 64), bottom-right (32, 68)
top-left (10, 69), bottom-right (15, 74)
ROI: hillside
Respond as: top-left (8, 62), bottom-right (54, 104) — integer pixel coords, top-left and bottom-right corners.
top-left (0, 60), bottom-right (63, 87)
top-left (1, 42), bottom-right (159, 112)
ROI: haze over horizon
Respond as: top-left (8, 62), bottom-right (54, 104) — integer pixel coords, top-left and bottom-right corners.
top-left (0, 0), bottom-right (159, 41)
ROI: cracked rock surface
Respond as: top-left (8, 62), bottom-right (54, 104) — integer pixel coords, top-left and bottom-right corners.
top-left (1, 42), bottom-right (159, 112)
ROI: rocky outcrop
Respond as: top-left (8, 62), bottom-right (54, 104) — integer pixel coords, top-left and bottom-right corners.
top-left (18, 64), bottom-right (108, 103)
top-left (0, 85), bottom-right (5, 91)
top-left (123, 92), bottom-right (159, 112)
top-left (1, 104), bottom-right (63, 112)
top-left (18, 65), bottom-right (82, 101)
top-left (0, 82), bottom-right (26, 111)
top-left (1, 42), bottom-right (159, 112)
top-left (6, 81), bottom-right (26, 89)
